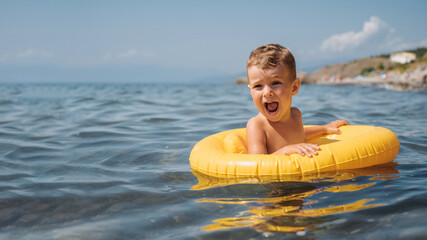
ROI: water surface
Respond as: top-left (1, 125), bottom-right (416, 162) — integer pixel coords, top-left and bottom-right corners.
top-left (0, 83), bottom-right (426, 239)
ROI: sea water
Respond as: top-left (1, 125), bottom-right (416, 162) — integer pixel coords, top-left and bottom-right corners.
top-left (0, 83), bottom-right (426, 239)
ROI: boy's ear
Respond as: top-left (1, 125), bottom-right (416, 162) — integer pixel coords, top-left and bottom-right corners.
top-left (292, 78), bottom-right (301, 95)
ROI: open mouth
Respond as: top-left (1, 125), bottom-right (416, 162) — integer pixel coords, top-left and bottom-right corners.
top-left (265, 102), bottom-right (279, 115)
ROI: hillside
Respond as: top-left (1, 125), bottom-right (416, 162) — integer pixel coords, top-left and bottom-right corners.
top-left (305, 57), bottom-right (392, 83)
top-left (304, 48), bottom-right (427, 90)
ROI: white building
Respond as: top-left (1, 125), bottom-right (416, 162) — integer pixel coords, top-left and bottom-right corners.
top-left (390, 52), bottom-right (416, 64)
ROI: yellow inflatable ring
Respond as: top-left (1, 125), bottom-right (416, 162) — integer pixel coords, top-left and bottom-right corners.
top-left (189, 125), bottom-right (399, 178)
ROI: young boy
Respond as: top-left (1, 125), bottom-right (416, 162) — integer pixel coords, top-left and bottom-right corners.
top-left (246, 43), bottom-right (348, 157)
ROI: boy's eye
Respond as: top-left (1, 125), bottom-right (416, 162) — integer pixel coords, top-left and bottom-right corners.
top-left (272, 81), bottom-right (282, 85)
top-left (254, 84), bottom-right (262, 89)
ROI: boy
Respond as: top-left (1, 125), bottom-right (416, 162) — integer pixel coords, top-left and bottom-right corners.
top-left (246, 43), bottom-right (348, 157)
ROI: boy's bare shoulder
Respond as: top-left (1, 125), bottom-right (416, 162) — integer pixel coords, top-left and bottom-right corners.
top-left (246, 114), bottom-right (267, 151)
top-left (291, 107), bottom-right (303, 122)
top-left (247, 114), bottom-right (265, 129)
top-left (246, 114), bottom-right (269, 139)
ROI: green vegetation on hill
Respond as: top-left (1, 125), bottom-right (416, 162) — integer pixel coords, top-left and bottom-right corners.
top-left (305, 47), bottom-right (427, 83)
top-left (373, 47), bottom-right (427, 59)
top-left (409, 47), bottom-right (427, 58)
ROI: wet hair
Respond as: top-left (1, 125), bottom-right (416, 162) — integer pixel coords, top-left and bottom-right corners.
top-left (247, 43), bottom-right (296, 80)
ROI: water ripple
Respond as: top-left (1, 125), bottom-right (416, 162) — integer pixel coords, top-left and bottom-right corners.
top-left (0, 83), bottom-right (425, 239)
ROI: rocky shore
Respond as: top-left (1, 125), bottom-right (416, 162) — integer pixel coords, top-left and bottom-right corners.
top-left (313, 64), bottom-right (427, 91)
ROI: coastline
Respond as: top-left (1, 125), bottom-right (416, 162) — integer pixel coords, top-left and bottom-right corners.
top-left (312, 64), bottom-right (427, 91)
top-left (235, 64), bottom-right (427, 91)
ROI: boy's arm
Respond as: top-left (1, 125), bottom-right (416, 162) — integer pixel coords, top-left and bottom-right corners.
top-left (246, 117), bottom-right (268, 154)
top-left (272, 108), bottom-right (320, 157)
top-left (304, 120), bottom-right (349, 142)
top-left (247, 118), bottom-right (320, 157)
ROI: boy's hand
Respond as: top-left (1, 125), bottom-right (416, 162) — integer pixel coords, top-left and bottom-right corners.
top-left (277, 143), bottom-right (320, 157)
top-left (324, 120), bottom-right (349, 135)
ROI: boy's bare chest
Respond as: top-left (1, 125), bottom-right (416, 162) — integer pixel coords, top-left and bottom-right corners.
top-left (265, 122), bottom-right (305, 153)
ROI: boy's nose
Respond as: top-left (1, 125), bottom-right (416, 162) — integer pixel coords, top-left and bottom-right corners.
top-left (263, 86), bottom-right (273, 97)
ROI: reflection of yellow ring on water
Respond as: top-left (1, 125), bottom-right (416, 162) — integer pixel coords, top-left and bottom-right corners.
top-left (189, 125), bottom-right (399, 178)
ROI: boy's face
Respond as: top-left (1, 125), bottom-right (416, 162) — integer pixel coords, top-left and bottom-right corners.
top-left (247, 64), bottom-right (300, 122)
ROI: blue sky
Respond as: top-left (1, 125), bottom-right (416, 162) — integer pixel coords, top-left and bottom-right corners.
top-left (1, 0), bottom-right (426, 82)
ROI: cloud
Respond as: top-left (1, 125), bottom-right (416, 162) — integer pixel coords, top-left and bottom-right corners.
top-left (16, 49), bottom-right (54, 59)
top-left (0, 49), bottom-right (54, 63)
top-left (103, 49), bottom-right (155, 62)
top-left (382, 37), bottom-right (412, 52)
top-left (320, 16), bottom-right (394, 52)
top-left (118, 49), bottom-right (140, 58)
